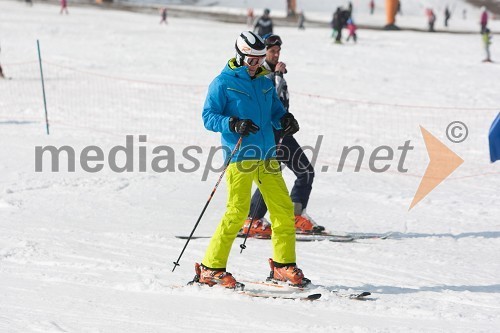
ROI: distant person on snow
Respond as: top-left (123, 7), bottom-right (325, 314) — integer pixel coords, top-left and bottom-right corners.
top-left (427, 9), bottom-right (436, 32)
top-left (241, 33), bottom-right (325, 239)
top-left (60, 0), bottom-right (69, 15)
top-left (346, 18), bottom-right (358, 43)
top-left (160, 7), bottom-right (167, 24)
top-left (369, 0), bottom-right (375, 15)
top-left (298, 10), bottom-right (305, 30)
top-left (331, 8), bottom-right (343, 43)
top-left (331, 7), bottom-right (350, 44)
top-left (247, 8), bottom-right (254, 27)
top-left (253, 8), bottom-right (273, 37)
top-left (193, 31), bottom-right (309, 289)
top-left (444, 6), bottom-right (451, 27)
top-left (480, 6), bottom-right (488, 33)
top-left (482, 28), bottom-right (492, 62)
top-left (0, 45), bottom-right (5, 79)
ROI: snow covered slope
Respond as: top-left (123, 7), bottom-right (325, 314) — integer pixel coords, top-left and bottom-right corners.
top-left (1, 1), bottom-right (499, 332)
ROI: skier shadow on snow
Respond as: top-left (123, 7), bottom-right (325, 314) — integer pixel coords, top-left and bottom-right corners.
top-left (353, 284), bottom-right (500, 295)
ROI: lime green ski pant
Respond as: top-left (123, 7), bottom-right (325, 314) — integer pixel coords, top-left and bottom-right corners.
top-left (202, 159), bottom-right (296, 269)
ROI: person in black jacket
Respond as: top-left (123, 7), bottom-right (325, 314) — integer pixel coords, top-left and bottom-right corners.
top-left (242, 34), bottom-right (325, 238)
top-left (331, 7), bottom-right (350, 44)
top-left (444, 6), bottom-right (451, 27)
top-left (253, 8), bottom-right (273, 37)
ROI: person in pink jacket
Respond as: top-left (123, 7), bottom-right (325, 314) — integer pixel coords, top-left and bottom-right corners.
top-left (480, 6), bottom-right (488, 33)
top-left (60, 0), bottom-right (69, 15)
top-left (346, 18), bottom-right (357, 43)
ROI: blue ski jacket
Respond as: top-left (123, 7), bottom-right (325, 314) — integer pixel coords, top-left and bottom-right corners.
top-left (202, 58), bottom-right (286, 163)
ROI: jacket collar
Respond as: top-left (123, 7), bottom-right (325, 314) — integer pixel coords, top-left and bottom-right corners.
top-left (223, 58), bottom-right (270, 80)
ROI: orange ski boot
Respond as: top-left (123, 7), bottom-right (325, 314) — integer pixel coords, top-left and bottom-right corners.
top-left (241, 217), bottom-right (272, 238)
top-left (191, 263), bottom-right (243, 290)
top-left (266, 258), bottom-right (311, 287)
top-left (295, 213), bottom-right (325, 234)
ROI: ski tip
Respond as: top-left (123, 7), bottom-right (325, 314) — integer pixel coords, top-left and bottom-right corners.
top-left (349, 291), bottom-right (371, 299)
top-left (175, 235), bottom-right (211, 240)
top-left (306, 293), bottom-right (322, 300)
top-left (327, 237), bottom-right (354, 242)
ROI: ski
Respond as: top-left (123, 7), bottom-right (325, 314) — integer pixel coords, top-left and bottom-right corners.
top-left (295, 234), bottom-right (354, 242)
top-left (296, 231), bottom-right (393, 240)
top-left (237, 233), bottom-right (354, 242)
top-left (345, 232), bottom-right (393, 240)
top-left (176, 230), bottom-right (394, 242)
top-left (176, 281), bottom-right (322, 301)
top-left (240, 291), bottom-right (321, 301)
top-left (242, 280), bottom-right (372, 300)
top-left (176, 234), bottom-right (354, 242)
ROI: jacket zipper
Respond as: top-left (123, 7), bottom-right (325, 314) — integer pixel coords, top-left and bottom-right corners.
top-left (227, 87), bottom-right (251, 98)
top-left (252, 82), bottom-right (265, 160)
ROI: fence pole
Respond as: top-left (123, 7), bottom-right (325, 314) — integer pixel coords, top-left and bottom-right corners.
top-left (37, 40), bottom-right (50, 135)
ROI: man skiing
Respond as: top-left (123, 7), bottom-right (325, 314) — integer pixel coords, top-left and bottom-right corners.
top-left (194, 31), bottom-right (310, 289)
top-left (242, 33), bottom-right (324, 238)
top-left (253, 8), bottom-right (273, 37)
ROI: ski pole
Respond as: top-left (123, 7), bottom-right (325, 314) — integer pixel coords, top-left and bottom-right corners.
top-left (239, 191), bottom-right (264, 253)
top-left (239, 136), bottom-right (284, 253)
top-left (172, 136), bottom-right (243, 272)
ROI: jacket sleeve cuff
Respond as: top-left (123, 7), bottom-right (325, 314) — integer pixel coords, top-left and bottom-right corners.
top-left (222, 116), bottom-right (233, 133)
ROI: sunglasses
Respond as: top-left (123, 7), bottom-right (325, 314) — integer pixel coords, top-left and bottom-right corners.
top-left (264, 34), bottom-right (282, 47)
top-left (244, 55), bottom-right (266, 66)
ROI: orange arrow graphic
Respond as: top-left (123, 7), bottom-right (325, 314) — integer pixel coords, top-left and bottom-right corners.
top-left (409, 126), bottom-right (464, 210)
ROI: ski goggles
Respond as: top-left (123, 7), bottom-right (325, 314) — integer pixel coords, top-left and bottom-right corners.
top-left (244, 55), bottom-right (266, 66)
top-left (264, 34), bottom-right (282, 48)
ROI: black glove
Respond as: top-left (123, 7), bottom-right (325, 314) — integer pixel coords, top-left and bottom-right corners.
top-left (229, 117), bottom-right (260, 137)
top-left (280, 113), bottom-right (299, 136)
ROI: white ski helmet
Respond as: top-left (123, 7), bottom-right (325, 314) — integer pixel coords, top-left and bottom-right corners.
top-left (235, 31), bottom-right (266, 66)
